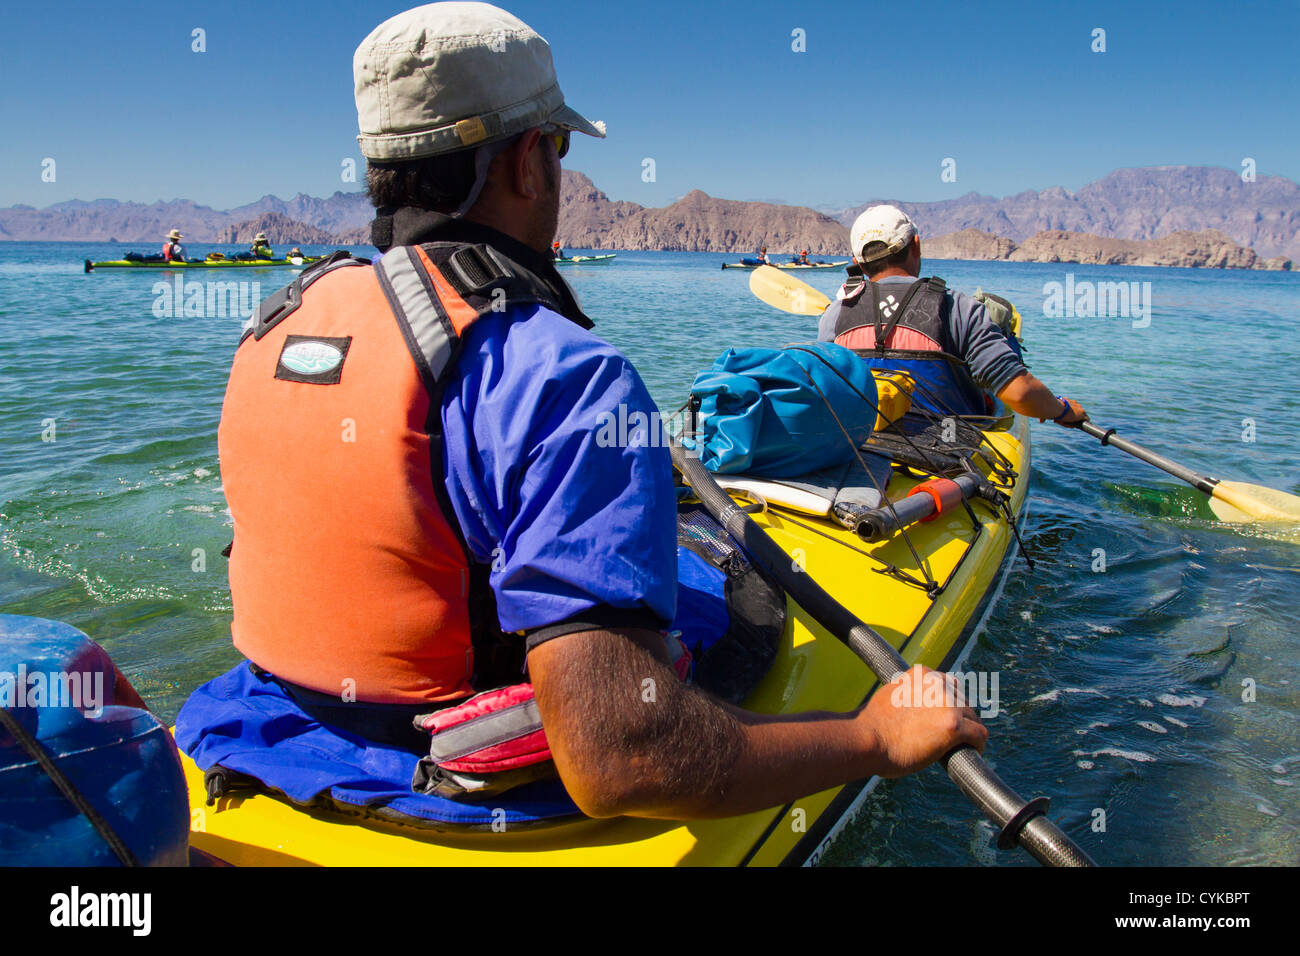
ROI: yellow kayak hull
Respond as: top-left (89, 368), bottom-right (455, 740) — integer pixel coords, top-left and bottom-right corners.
top-left (182, 410), bottom-right (1030, 867)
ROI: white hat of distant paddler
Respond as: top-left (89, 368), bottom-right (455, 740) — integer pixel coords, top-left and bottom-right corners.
top-left (352, 1), bottom-right (606, 161)
top-left (850, 205), bottom-right (918, 264)
top-left (166, 229), bottom-right (183, 240)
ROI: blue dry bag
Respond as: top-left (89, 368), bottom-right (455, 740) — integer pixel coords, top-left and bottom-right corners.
top-left (688, 342), bottom-right (878, 476)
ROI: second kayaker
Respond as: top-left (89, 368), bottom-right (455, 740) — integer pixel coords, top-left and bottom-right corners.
top-left (250, 232), bottom-right (273, 259)
top-left (552, 239), bottom-right (565, 259)
top-left (162, 228), bottom-right (186, 262)
top-left (197, 1), bottom-right (988, 822)
top-left (820, 205), bottom-right (1089, 425)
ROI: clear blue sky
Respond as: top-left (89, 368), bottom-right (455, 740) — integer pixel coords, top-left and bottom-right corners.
top-left (2, 0), bottom-right (1296, 211)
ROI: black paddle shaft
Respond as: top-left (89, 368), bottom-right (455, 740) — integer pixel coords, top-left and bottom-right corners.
top-left (1079, 421), bottom-right (1219, 496)
top-left (671, 440), bottom-right (1096, 867)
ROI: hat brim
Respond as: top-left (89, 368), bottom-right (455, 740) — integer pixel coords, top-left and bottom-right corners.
top-left (547, 103), bottom-right (605, 139)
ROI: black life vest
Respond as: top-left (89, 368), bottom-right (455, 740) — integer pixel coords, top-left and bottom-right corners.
top-left (831, 276), bottom-right (991, 416)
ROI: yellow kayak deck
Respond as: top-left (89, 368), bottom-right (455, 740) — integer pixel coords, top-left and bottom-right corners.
top-left (182, 413), bottom-right (1030, 867)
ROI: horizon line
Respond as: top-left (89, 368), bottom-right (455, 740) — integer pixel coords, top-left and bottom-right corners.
top-left (4, 162), bottom-right (1294, 217)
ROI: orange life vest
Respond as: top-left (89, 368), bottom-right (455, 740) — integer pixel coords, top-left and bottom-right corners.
top-left (219, 245), bottom-right (565, 705)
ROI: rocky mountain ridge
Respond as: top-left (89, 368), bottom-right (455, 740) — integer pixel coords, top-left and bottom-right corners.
top-left (3, 165), bottom-right (1296, 264)
top-left (835, 166), bottom-right (1300, 260)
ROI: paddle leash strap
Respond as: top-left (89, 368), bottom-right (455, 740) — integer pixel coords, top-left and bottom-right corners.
top-left (670, 437), bottom-right (1096, 867)
top-left (1080, 422), bottom-right (1218, 495)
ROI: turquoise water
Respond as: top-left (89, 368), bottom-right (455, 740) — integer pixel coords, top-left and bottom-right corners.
top-left (2, 242), bottom-right (1298, 866)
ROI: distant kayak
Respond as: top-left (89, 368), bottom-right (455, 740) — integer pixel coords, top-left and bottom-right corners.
top-left (84, 256), bottom-right (327, 273)
top-left (553, 254), bottom-right (616, 265)
top-left (721, 260), bottom-right (849, 271)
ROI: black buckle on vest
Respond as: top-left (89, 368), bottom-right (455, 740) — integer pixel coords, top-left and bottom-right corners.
top-left (443, 244), bottom-right (511, 297)
top-left (248, 251), bottom-right (364, 342)
top-left (250, 277), bottom-right (302, 340)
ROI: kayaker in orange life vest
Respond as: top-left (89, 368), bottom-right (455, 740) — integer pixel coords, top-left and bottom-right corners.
top-left (210, 1), bottom-right (986, 821)
top-left (162, 229), bottom-right (185, 262)
top-left (552, 240), bottom-right (564, 259)
top-left (819, 205), bottom-right (1089, 424)
top-left (800, 248), bottom-right (810, 264)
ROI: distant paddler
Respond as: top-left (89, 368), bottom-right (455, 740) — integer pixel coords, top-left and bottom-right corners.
top-left (799, 248), bottom-right (810, 265)
top-left (822, 204), bottom-right (1088, 425)
top-left (250, 232), bottom-right (274, 259)
top-left (287, 246), bottom-right (304, 263)
top-left (162, 229), bottom-right (186, 263)
top-left (552, 240), bottom-right (565, 259)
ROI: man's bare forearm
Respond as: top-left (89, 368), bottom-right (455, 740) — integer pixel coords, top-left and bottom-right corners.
top-left (530, 628), bottom-right (894, 819)
top-left (997, 371), bottom-right (1087, 423)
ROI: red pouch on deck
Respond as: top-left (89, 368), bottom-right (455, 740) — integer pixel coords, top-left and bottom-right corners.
top-left (411, 683), bottom-right (553, 800)
top-left (411, 638), bottom-right (693, 801)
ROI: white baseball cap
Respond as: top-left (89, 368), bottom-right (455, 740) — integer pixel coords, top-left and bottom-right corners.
top-left (850, 205), bottom-right (918, 264)
top-left (353, 2), bottom-right (606, 161)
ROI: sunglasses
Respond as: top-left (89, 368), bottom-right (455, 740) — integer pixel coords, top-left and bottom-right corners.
top-left (541, 125), bottom-right (570, 159)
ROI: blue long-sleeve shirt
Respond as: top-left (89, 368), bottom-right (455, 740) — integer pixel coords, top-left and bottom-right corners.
top-left (440, 302), bottom-right (679, 649)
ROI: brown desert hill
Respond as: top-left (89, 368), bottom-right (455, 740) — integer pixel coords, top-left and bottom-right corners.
top-left (217, 212), bottom-right (339, 245)
top-left (334, 224), bottom-right (374, 245)
top-left (922, 229), bottom-right (1017, 261)
top-left (555, 171), bottom-right (847, 254)
top-left (556, 170), bottom-right (643, 248)
top-left (1008, 229), bottom-right (1263, 269)
top-left (629, 190), bottom-right (846, 254)
top-left (919, 227), bottom-right (1291, 270)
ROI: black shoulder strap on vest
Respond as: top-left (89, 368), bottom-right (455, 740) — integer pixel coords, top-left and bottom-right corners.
top-left (242, 251), bottom-right (372, 344)
top-left (866, 281), bottom-right (885, 353)
top-left (916, 277), bottom-right (951, 350)
top-left (422, 242), bottom-right (565, 316)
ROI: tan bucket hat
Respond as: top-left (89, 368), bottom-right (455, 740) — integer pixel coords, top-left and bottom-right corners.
top-left (253, 232), bottom-right (268, 242)
top-left (353, 2), bottom-right (605, 161)
top-left (166, 229), bottom-right (183, 241)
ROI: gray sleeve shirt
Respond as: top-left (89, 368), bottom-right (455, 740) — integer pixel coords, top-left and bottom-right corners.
top-left (817, 277), bottom-right (1027, 395)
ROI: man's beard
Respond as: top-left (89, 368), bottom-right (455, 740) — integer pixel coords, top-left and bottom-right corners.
top-left (527, 151), bottom-right (562, 253)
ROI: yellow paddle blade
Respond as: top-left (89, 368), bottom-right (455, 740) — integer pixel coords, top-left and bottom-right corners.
top-left (748, 265), bottom-right (831, 316)
top-left (1208, 481), bottom-right (1300, 523)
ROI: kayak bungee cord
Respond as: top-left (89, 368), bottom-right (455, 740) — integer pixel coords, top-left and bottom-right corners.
top-left (669, 436), bottom-right (1096, 867)
top-left (785, 354), bottom-right (1028, 593)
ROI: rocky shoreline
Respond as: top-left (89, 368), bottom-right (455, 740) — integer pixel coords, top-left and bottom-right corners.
top-left (923, 228), bottom-right (1292, 271)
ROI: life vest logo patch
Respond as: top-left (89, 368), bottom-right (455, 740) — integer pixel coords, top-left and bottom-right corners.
top-left (275, 335), bottom-right (352, 384)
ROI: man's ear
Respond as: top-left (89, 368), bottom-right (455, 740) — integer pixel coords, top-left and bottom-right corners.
top-left (503, 128), bottom-right (544, 200)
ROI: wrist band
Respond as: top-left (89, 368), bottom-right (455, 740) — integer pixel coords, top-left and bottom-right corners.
top-left (1051, 397), bottom-right (1072, 422)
